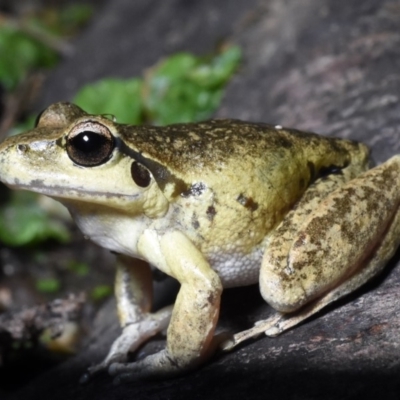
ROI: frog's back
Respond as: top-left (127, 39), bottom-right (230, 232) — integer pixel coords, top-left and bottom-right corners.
top-left (119, 119), bottom-right (369, 191)
top-left (119, 120), bottom-right (369, 287)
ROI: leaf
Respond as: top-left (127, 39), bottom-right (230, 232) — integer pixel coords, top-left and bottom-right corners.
top-left (67, 261), bottom-right (89, 277)
top-left (35, 278), bottom-right (61, 293)
top-left (58, 4), bottom-right (94, 33)
top-left (189, 45), bottom-right (242, 88)
top-left (74, 78), bottom-right (143, 124)
top-left (90, 285), bottom-right (113, 301)
top-left (143, 46), bottom-right (242, 125)
top-left (0, 191), bottom-right (70, 246)
top-left (72, 46), bottom-right (241, 126)
top-left (0, 26), bottom-right (58, 90)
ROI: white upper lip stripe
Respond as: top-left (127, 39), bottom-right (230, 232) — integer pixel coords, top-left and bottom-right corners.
top-left (8, 182), bottom-right (140, 201)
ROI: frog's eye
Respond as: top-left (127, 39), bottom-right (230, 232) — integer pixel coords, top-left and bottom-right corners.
top-left (66, 121), bottom-right (115, 167)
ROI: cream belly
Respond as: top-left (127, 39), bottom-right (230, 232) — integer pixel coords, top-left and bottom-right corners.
top-left (207, 244), bottom-right (264, 288)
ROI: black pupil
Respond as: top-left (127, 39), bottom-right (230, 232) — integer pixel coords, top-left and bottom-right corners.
top-left (67, 130), bottom-right (114, 167)
top-left (74, 131), bottom-right (105, 152)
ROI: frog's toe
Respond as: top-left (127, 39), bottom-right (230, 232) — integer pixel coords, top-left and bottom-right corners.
top-left (80, 360), bottom-right (111, 384)
top-left (109, 362), bottom-right (143, 384)
top-left (108, 361), bottom-right (131, 376)
top-left (110, 361), bottom-right (154, 383)
top-left (109, 349), bottom-right (183, 382)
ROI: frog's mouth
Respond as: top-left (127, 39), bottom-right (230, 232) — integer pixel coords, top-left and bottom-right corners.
top-left (5, 180), bottom-right (141, 203)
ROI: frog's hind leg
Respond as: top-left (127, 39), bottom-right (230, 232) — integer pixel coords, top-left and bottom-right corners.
top-left (223, 156), bottom-right (400, 351)
top-left (228, 235), bottom-right (396, 348)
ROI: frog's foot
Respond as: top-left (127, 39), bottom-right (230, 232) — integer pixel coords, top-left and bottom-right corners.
top-left (222, 252), bottom-right (389, 352)
top-left (221, 298), bottom-right (331, 351)
top-left (223, 275), bottom-right (366, 352)
top-left (110, 331), bottom-right (230, 383)
top-left (109, 349), bottom-right (183, 383)
top-left (220, 313), bottom-right (282, 351)
top-left (80, 306), bottom-right (172, 383)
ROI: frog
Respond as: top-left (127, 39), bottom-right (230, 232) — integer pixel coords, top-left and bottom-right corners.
top-left (1, 101), bottom-right (400, 383)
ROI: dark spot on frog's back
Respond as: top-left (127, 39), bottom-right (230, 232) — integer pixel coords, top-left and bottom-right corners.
top-left (191, 213), bottom-right (200, 230)
top-left (236, 193), bottom-right (258, 211)
top-left (293, 231), bottom-right (307, 249)
top-left (207, 292), bottom-right (215, 306)
top-left (181, 182), bottom-right (206, 197)
top-left (274, 135), bottom-right (294, 148)
top-left (206, 206), bottom-right (216, 221)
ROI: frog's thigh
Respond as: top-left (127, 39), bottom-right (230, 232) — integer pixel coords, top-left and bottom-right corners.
top-left (258, 165), bottom-right (358, 312)
top-left (261, 155), bottom-right (400, 315)
top-left (228, 202), bottom-right (400, 349)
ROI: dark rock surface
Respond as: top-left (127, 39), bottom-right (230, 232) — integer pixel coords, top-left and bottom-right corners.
top-left (5, 0), bottom-right (400, 399)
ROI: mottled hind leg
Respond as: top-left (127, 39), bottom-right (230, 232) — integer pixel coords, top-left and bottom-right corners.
top-left (223, 156), bottom-right (400, 350)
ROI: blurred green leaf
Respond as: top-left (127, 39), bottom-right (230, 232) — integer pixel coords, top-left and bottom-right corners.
top-left (143, 46), bottom-right (241, 125)
top-left (35, 278), bottom-right (61, 293)
top-left (0, 191), bottom-right (70, 246)
top-left (58, 4), bottom-right (94, 33)
top-left (72, 46), bottom-right (241, 126)
top-left (11, 115), bottom-right (37, 136)
top-left (67, 261), bottom-right (90, 277)
top-left (90, 285), bottom-right (112, 301)
top-left (0, 4), bottom-right (93, 91)
top-left (189, 46), bottom-right (242, 88)
top-left (74, 78), bottom-right (143, 124)
top-left (0, 26), bottom-right (58, 90)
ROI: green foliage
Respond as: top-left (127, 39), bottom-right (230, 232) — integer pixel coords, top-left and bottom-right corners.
top-left (144, 46), bottom-right (241, 125)
top-left (57, 4), bottom-right (93, 34)
top-left (0, 4), bottom-right (93, 91)
top-left (67, 261), bottom-right (90, 277)
top-left (35, 277), bottom-right (61, 293)
top-left (0, 191), bottom-right (70, 246)
top-left (74, 46), bottom-right (242, 125)
top-left (90, 285), bottom-right (113, 301)
top-left (74, 78), bottom-right (143, 124)
top-left (0, 26), bottom-right (58, 90)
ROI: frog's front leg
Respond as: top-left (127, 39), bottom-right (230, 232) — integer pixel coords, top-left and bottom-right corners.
top-left (110, 230), bottom-right (222, 382)
top-left (226, 156), bottom-right (400, 349)
top-left (81, 256), bottom-right (172, 383)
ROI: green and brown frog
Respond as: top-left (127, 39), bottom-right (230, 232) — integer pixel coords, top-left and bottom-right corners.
top-left (0, 102), bottom-right (399, 382)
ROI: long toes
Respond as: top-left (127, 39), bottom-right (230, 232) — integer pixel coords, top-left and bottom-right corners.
top-left (113, 372), bottom-right (140, 385)
top-left (79, 372), bottom-right (91, 385)
top-left (79, 363), bottom-right (108, 384)
top-left (108, 362), bottom-right (125, 376)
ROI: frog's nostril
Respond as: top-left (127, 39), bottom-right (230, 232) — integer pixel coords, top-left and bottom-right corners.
top-left (17, 144), bottom-right (28, 154)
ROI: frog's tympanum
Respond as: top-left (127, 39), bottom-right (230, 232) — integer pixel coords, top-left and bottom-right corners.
top-left (1, 102), bottom-right (399, 382)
